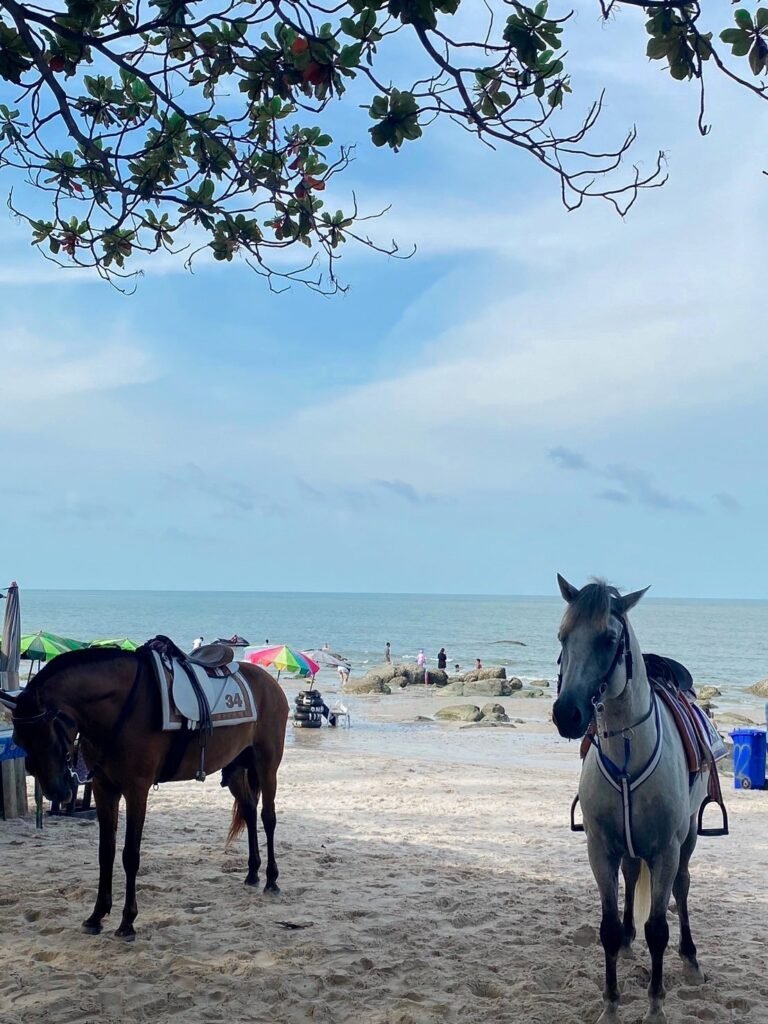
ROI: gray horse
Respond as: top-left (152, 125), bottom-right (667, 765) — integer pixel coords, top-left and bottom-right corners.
top-left (552, 576), bottom-right (708, 1024)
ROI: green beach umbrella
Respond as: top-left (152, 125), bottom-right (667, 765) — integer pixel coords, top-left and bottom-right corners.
top-left (20, 631), bottom-right (86, 663)
top-left (89, 638), bottom-right (140, 651)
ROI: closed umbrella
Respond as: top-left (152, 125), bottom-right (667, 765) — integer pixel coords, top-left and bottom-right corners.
top-left (1, 582), bottom-right (27, 819)
top-left (0, 582), bottom-right (21, 689)
top-left (302, 648), bottom-right (351, 670)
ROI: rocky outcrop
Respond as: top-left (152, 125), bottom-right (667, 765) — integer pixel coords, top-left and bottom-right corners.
top-left (440, 677), bottom-right (520, 697)
top-left (717, 712), bottom-right (758, 726)
top-left (519, 688), bottom-right (545, 699)
top-left (480, 702), bottom-right (510, 723)
top-left (343, 676), bottom-right (391, 695)
top-left (434, 704), bottom-right (483, 722)
top-left (351, 663), bottom-right (449, 692)
top-left (747, 678), bottom-right (768, 698)
top-left (528, 679), bottom-right (551, 688)
top-left (699, 685), bottom-right (721, 700)
top-left (461, 666), bottom-right (507, 684)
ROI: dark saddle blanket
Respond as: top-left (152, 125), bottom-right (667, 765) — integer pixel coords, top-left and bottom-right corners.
top-left (145, 636), bottom-right (257, 732)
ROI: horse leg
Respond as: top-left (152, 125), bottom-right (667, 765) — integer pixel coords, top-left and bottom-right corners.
top-left (115, 783), bottom-right (149, 941)
top-left (620, 856), bottom-right (641, 954)
top-left (228, 766), bottom-right (261, 886)
top-left (82, 778), bottom-right (120, 935)
top-left (643, 845), bottom-right (680, 1024)
top-left (588, 839), bottom-right (623, 1024)
top-left (258, 759), bottom-right (280, 895)
top-left (674, 820), bottom-right (705, 985)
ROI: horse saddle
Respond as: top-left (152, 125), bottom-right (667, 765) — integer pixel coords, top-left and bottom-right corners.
top-left (188, 643), bottom-right (234, 668)
top-left (643, 653), bottom-right (693, 692)
top-left (146, 636), bottom-right (257, 732)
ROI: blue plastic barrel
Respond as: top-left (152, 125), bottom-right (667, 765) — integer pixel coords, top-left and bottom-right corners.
top-left (730, 728), bottom-right (767, 790)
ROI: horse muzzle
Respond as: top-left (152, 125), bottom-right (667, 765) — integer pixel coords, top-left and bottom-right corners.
top-left (552, 696), bottom-right (589, 740)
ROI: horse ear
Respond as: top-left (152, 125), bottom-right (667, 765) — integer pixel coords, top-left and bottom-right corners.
top-left (615, 586), bottom-right (650, 615)
top-left (557, 574), bottom-right (580, 604)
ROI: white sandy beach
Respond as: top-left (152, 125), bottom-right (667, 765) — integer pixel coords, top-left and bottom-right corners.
top-left (1, 684), bottom-right (767, 1024)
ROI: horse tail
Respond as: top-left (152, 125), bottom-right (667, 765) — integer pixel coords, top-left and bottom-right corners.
top-left (225, 765), bottom-right (258, 846)
top-left (227, 797), bottom-right (247, 846)
top-left (634, 860), bottom-right (652, 928)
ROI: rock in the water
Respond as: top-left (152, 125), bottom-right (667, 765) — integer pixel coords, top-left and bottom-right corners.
top-left (747, 678), bottom-right (768, 698)
top-left (441, 681), bottom-right (465, 695)
top-left (343, 676), bottom-right (391, 694)
top-left (529, 678), bottom-right (551, 688)
top-left (459, 721), bottom-right (516, 729)
top-left (434, 704), bottom-right (483, 723)
top-left (507, 677), bottom-right (524, 691)
top-left (717, 712), bottom-right (757, 726)
top-left (480, 702), bottom-right (507, 718)
top-left (462, 679), bottom-right (507, 697)
top-left (463, 666), bottom-right (507, 684)
top-left (699, 685), bottom-right (721, 700)
top-left (520, 688), bottom-right (545, 698)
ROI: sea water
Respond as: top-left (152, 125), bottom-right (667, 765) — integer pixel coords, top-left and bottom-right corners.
top-left (16, 591), bottom-right (768, 702)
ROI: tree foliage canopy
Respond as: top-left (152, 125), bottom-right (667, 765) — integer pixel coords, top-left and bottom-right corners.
top-left (0, 0), bottom-right (765, 288)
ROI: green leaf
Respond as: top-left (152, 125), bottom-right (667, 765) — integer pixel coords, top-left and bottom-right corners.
top-left (339, 43), bottom-right (362, 68)
top-left (749, 41), bottom-right (768, 75)
top-left (646, 37), bottom-right (671, 61)
top-left (734, 8), bottom-right (754, 30)
top-left (757, 8), bottom-right (768, 30)
top-left (720, 28), bottom-right (750, 45)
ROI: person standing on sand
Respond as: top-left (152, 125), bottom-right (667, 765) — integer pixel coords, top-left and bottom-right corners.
top-left (437, 648), bottom-right (447, 671)
top-left (417, 648), bottom-right (428, 686)
top-left (385, 641), bottom-right (391, 664)
top-left (192, 636), bottom-right (204, 651)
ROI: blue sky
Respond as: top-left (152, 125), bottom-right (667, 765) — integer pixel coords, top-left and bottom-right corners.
top-left (1, 4), bottom-right (766, 598)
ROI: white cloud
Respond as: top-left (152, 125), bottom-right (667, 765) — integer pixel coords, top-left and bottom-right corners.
top-left (0, 325), bottom-right (158, 426)
top-left (248, 129), bottom-right (768, 494)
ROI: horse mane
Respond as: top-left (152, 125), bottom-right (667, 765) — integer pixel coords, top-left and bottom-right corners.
top-left (20, 646), bottom-right (138, 706)
top-left (560, 578), bottom-right (621, 638)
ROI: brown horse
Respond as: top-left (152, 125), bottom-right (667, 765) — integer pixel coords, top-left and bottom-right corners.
top-left (4, 646), bottom-right (288, 941)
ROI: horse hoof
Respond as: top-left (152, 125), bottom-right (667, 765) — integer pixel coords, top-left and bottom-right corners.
top-left (263, 882), bottom-right (281, 896)
top-left (642, 1010), bottom-right (666, 1024)
top-left (682, 961), bottom-right (706, 986)
top-left (115, 926), bottom-right (136, 942)
top-left (244, 875), bottom-right (260, 888)
top-left (596, 1007), bottom-right (621, 1024)
top-left (82, 921), bottom-right (102, 935)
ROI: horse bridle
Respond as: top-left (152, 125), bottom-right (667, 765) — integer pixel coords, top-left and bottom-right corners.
top-left (11, 704), bottom-right (92, 786)
top-left (557, 612), bottom-right (654, 741)
top-left (10, 659), bottom-right (144, 788)
top-left (557, 614), bottom-right (632, 702)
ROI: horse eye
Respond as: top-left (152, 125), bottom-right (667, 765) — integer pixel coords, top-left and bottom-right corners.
top-left (596, 633), bottom-right (616, 648)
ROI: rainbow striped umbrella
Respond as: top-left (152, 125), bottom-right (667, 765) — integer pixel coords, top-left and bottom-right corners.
top-left (245, 645), bottom-right (320, 680)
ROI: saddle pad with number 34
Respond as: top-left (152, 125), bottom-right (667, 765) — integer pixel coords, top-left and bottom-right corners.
top-left (150, 651), bottom-right (257, 731)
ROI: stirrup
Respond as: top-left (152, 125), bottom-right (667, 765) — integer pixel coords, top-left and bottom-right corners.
top-left (570, 794), bottom-right (585, 833)
top-left (697, 795), bottom-right (728, 837)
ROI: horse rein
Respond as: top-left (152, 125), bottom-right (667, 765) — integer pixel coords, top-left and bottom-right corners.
top-left (11, 658), bottom-right (145, 787)
top-left (11, 705), bottom-right (91, 785)
top-left (561, 613), bottom-right (663, 857)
